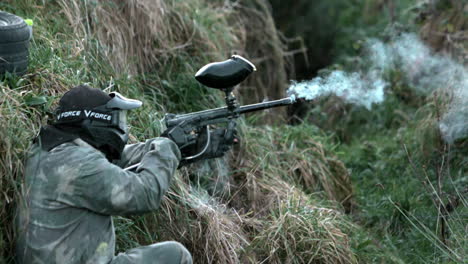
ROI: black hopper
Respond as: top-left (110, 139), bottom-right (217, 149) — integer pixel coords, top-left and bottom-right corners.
top-left (195, 55), bottom-right (256, 90)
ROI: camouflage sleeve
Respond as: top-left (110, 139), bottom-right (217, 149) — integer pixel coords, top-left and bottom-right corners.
top-left (114, 138), bottom-right (164, 168)
top-left (57, 138), bottom-right (181, 216)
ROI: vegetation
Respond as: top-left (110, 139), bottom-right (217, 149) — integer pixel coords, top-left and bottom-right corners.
top-left (269, 0), bottom-right (467, 263)
top-left (0, 0), bottom-right (466, 263)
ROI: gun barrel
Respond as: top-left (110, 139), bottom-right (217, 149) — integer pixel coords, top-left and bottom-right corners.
top-left (236, 97), bottom-right (294, 115)
top-left (165, 97), bottom-right (294, 128)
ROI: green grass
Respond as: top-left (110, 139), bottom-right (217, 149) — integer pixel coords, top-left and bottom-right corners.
top-left (1, 0), bottom-right (466, 263)
top-left (335, 105), bottom-right (466, 263)
top-left (0, 1), bottom-right (374, 263)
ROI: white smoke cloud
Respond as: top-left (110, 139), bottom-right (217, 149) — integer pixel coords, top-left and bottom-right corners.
top-left (439, 77), bottom-right (468, 144)
top-left (288, 71), bottom-right (386, 110)
top-left (287, 33), bottom-right (467, 143)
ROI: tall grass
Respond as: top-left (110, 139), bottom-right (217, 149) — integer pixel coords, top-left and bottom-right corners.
top-left (333, 91), bottom-right (467, 263)
top-left (267, 1), bottom-right (467, 262)
top-left (2, 0), bottom-right (464, 263)
top-left (0, 0), bottom-right (372, 263)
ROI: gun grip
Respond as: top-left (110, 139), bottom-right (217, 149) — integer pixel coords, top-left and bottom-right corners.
top-left (224, 120), bottom-right (237, 143)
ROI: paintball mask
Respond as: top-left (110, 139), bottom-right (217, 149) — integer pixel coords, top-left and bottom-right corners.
top-left (53, 85), bottom-right (142, 160)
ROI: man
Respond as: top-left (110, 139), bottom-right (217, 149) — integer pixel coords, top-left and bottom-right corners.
top-left (15, 85), bottom-right (236, 263)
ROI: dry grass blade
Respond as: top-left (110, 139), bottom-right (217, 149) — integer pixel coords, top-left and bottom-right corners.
top-left (149, 177), bottom-right (252, 264)
top-left (243, 180), bottom-right (356, 263)
top-left (59, 0), bottom-right (241, 75)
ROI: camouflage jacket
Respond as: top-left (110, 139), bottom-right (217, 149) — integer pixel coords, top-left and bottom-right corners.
top-left (15, 137), bottom-right (181, 264)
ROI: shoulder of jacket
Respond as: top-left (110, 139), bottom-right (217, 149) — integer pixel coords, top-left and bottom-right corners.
top-left (49, 139), bottom-right (102, 157)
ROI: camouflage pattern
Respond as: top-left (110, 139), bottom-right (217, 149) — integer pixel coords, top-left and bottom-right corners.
top-left (16, 137), bottom-right (192, 264)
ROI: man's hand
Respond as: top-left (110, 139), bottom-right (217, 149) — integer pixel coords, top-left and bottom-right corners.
top-left (193, 125), bottom-right (238, 159)
top-left (161, 121), bottom-right (238, 167)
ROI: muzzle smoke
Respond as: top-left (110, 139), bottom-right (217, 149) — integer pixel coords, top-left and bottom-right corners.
top-left (287, 33), bottom-right (467, 143)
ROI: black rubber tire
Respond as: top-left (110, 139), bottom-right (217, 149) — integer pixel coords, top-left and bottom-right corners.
top-left (0, 58), bottom-right (28, 75)
top-left (0, 50), bottom-right (28, 62)
top-left (0, 11), bottom-right (31, 75)
top-left (0, 39), bottom-right (30, 54)
top-left (0, 11), bottom-right (30, 43)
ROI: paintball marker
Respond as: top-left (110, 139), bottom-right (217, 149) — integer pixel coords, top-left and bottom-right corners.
top-left (124, 55), bottom-right (294, 170)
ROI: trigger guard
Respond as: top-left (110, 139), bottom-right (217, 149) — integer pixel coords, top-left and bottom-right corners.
top-left (183, 126), bottom-right (211, 160)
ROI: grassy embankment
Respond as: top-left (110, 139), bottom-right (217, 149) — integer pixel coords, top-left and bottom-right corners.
top-left (272, 1), bottom-right (467, 263)
top-left (0, 0), bottom-right (466, 263)
top-left (0, 0), bottom-right (386, 263)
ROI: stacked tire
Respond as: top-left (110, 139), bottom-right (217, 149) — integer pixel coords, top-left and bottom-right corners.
top-left (0, 11), bottom-right (31, 76)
